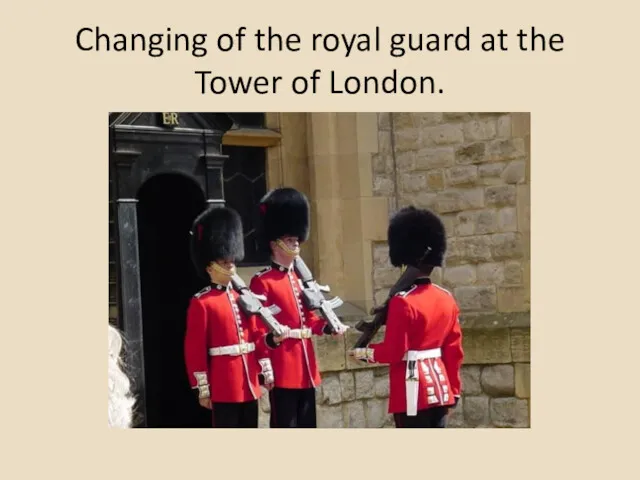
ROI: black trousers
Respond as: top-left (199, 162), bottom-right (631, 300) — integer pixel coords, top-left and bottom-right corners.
top-left (394, 406), bottom-right (449, 428)
top-left (269, 387), bottom-right (317, 428)
top-left (211, 399), bottom-right (259, 428)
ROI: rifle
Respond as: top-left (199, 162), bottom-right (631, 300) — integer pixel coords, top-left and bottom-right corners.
top-left (352, 265), bottom-right (422, 350)
top-left (293, 256), bottom-right (349, 335)
top-left (230, 273), bottom-right (287, 338)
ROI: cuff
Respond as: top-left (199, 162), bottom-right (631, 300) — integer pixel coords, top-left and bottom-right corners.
top-left (258, 358), bottom-right (274, 385)
top-left (192, 372), bottom-right (210, 399)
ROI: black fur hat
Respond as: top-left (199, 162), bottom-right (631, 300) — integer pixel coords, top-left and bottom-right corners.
top-left (189, 206), bottom-right (245, 277)
top-left (258, 188), bottom-right (310, 248)
top-left (388, 206), bottom-right (446, 268)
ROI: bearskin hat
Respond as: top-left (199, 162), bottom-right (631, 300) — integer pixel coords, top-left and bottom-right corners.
top-left (189, 206), bottom-right (245, 277)
top-left (257, 187), bottom-right (310, 248)
top-left (388, 206), bottom-right (447, 268)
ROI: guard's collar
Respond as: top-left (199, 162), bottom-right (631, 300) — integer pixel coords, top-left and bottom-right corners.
top-left (271, 261), bottom-right (293, 273)
top-left (210, 282), bottom-right (230, 291)
top-left (413, 277), bottom-right (432, 286)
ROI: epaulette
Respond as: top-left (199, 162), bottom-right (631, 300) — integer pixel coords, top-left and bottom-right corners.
top-left (193, 286), bottom-right (212, 298)
top-left (432, 283), bottom-right (452, 296)
top-left (394, 285), bottom-right (418, 298)
top-left (253, 266), bottom-right (272, 278)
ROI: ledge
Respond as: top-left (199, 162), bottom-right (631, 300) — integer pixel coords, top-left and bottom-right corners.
top-left (222, 128), bottom-right (282, 147)
top-left (460, 311), bottom-right (530, 330)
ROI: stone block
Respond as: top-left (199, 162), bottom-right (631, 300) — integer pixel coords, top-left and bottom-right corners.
top-left (477, 263), bottom-right (505, 285)
top-left (414, 147), bottom-right (455, 170)
top-left (478, 162), bottom-right (507, 185)
top-left (355, 370), bottom-right (375, 399)
top-left (372, 175), bottom-right (395, 197)
top-left (374, 288), bottom-right (390, 307)
top-left (412, 192), bottom-right (438, 210)
top-left (498, 286), bottom-right (529, 312)
top-left (497, 115), bottom-right (511, 138)
top-left (374, 374), bottom-right (390, 398)
top-left (480, 365), bottom-right (515, 396)
top-left (443, 264), bottom-right (477, 287)
top-left (456, 209), bottom-right (499, 236)
top-left (485, 185), bottom-right (517, 207)
top-left (422, 124), bottom-right (464, 146)
top-left (510, 328), bottom-right (530, 362)
top-left (396, 151), bottom-right (415, 170)
top-left (365, 398), bottom-right (389, 427)
top-left (447, 401), bottom-right (465, 427)
top-left (445, 236), bottom-right (493, 266)
top-left (394, 128), bottom-right (420, 151)
top-left (501, 160), bottom-right (526, 184)
top-left (372, 154), bottom-right (393, 175)
top-left (436, 188), bottom-right (485, 213)
top-left (462, 328), bottom-right (512, 364)
top-left (491, 233), bottom-right (524, 260)
top-left (392, 112), bottom-right (415, 130)
top-left (346, 401), bottom-right (366, 428)
top-left (490, 397), bottom-right (529, 427)
top-left (313, 334), bottom-right (346, 372)
top-left (321, 373), bottom-right (342, 405)
top-left (515, 363), bottom-right (530, 398)
top-left (372, 242), bottom-right (389, 267)
top-left (463, 395), bottom-right (491, 427)
top-left (445, 165), bottom-right (479, 186)
top-left (400, 172), bottom-right (427, 193)
top-left (378, 113), bottom-right (391, 131)
top-left (455, 286), bottom-right (497, 312)
top-left (339, 371), bottom-right (356, 401)
top-left (504, 261), bottom-right (523, 284)
top-left (498, 207), bottom-right (518, 233)
top-left (317, 404), bottom-right (345, 428)
top-left (485, 138), bottom-right (526, 162)
top-left (373, 267), bottom-right (400, 289)
top-left (426, 170), bottom-right (445, 191)
top-left (416, 112), bottom-right (444, 127)
top-left (455, 142), bottom-right (486, 165)
top-left (517, 184), bottom-right (530, 233)
top-left (463, 119), bottom-right (497, 142)
top-left (461, 365), bottom-right (482, 395)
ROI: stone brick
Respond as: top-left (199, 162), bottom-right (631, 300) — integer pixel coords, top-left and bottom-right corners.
top-left (455, 142), bottom-right (486, 164)
top-left (394, 128), bottom-right (420, 151)
top-left (490, 398), bottom-right (529, 427)
top-left (426, 170), bottom-right (445, 191)
top-left (480, 365), bottom-right (515, 396)
top-left (461, 365), bottom-right (482, 395)
top-left (447, 401), bottom-right (465, 427)
top-left (462, 328), bottom-right (512, 364)
top-left (486, 185), bottom-right (517, 207)
top-left (373, 243), bottom-right (389, 267)
top-left (478, 162), bottom-right (507, 185)
top-left (416, 112), bottom-right (444, 127)
top-left (339, 371), bottom-right (356, 401)
top-left (317, 404), bottom-right (345, 428)
top-left (497, 115), bottom-right (511, 138)
top-left (378, 130), bottom-right (392, 154)
top-left (504, 261), bottom-right (523, 284)
top-left (396, 151), bottom-right (415, 170)
top-left (510, 328), bottom-right (530, 362)
top-left (313, 334), bottom-right (346, 372)
top-left (498, 207), bottom-right (518, 232)
top-left (517, 185), bottom-right (530, 233)
top-left (346, 401), bottom-right (366, 428)
top-left (355, 370), bottom-right (375, 399)
top-left (436, 188), bottom-right (484, 213)
top-left (463, 119), bottom-right (497, 142)
top-left (477, 262), bottom-right (505, 285)
top-left (443, 112), bottom-right (472, 122)
top-left (412, 192), bottom-right (438, 210)
top-left (414, 147), bottom-right (455, 169)
top-left (422, 124), bottom-right (464, 146)
top-left (321, 374), bottom-right (342, 405)
top-left (501, 160), bottom-right (526, 184)
top-left (365, 398), bottom-right (389, 427)
top-left (456, 209), bottom-right (498, 236)
top-left (400, 172), bottom-right (427, 193)
top-left (373, 267), bottom-right (400, 288)
top-left (374, 288), bottom-right (390, 307)
top-left (445, 165), bottom-right (479, 186)
top-left (443, 265), bottom-right (477, 287)
top-left (515, 363), bottom-right (530, 398)
top-left (463, 395), bottom-right (491, 427)
top-left (498, 286), bottom-right (529, 312)
top-left (392, 113), bottom-right (416, 130)
top-left (446, 236), bottom-right (492, 266)
top-left (491, 233), bottom-right (524, 260)
top-left (372, 154), bottom-right (392, 175)
top-left (259, 390), bottom-right (271, 412)
top-left (454, 286), bottom-right (497, 312)
top-left (374, 374), bottom-right (390, 398)
top-left (430, 268), bottom-right (443, 284)
top-left (485, 138), bottom-right (526, 162)
top-left (372, 175), bottom-right (395, 196)
top-left (378, 113), bottom-right (391, 131)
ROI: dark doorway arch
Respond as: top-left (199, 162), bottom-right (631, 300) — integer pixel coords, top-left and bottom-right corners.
top-left (136, 173), bottom-right (210, 428)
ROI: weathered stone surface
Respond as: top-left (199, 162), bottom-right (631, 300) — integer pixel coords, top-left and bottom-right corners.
top-left (444, 264), bottom-right (477, 287)
top-left (392, 113), bottom-right (416, 130)
top-left (374, 288), bottom-right (390, 306)
top-left (372, 242), bottom-right (389, 266)
top-left (416, 112), bottom-right (444, 127)
top-left (455, 142), bottom-right (486, 164)
top-left (414, 147), bottom-right (455, 170)
top-left (490, 397), bottom-right (529, 427)
top-left (504, 261), bottom-right (523, 284)
top-left (346, 401), bottom-right (366, 427)
top-left (314, 334), bottom-right (346, 372)
top-left (258, 411), bottom-right (270, 428)
top-left (460, 312), bottom-right (530, 330)
top-left (378, 130), bottom-right (392, 154)
top-left (400, 172), bottom-right (427, 193)
top-left (485, 138), bottom-right (526, 162)
top-left (436, 188), bottom-right (484, 213)
top-left (462, 328), bottom-right (512, 364)
top-left (478, 162), bottom-right (507, 182)
top-left (317, 404), bottom-right (345, 428)
top-left (455, 286), bottom-right (497, 312)
top-left (373, 175), bottom-right (395, 196)
top-left (515, 363), bottom-right (530, 398)
top-left (378, 113), bottom-right (391, 131)
top-left (456, 209), bottom-right (498, 236)
top-left (498, 286), bottom-right (529, 312)
top-left (510, 328), bottom-right (530, 362)
top-left (321, 373), bottom-right (342, 405)
top-left (422, 124), bottom-right (464, 146)
top-left (374, 374), bottom-right (390, 398)
top-left (491, 233), bottom-right (524, 260)
top-left (372, 154), bottom-right (393, 175)
top-left (426, 170), bottom-right (445, 191)
top-left (501, 160), bottom-right (526, 184)
top-left (339, 371), bottom-right (356, 401)
top-left (373, 267), bottom-right (400, 288)
top-left (477, 263), bottom-right (505, 285)
top-left (463, 119), bottom-right (497, 142)
top-left (365, 398), bottom-right (389, 427)
top-left (355, 370), bottom-right (375, 399)
top-left (445, 165), bottom-right (479, 186)
top-left (412, 192), bottom-right (438, 210)
top-left (498, 207), bottom-right (517, 232)
top-left (486, 185), bottom-right (517, 207)
top-left (396, 151), bottom-right (415, 170)
top-left (480, 365), bottom-right (515, 396)
top-left (259, 390), bottom-right (271, 413)
top-left (446, 236), bottom-right (492, 265)
top-left (497, 115), bottom-right (511, 138)
top-left (447, 401), bottom-right (465, 427)
top-left (461, 365), bottom-right (482, 395)
top-left (394, 128), bottom-right (420, 151)
top-left (464, 395), bottom-right (490, 427)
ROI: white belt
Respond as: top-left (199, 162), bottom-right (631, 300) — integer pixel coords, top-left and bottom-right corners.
top-left (288, 328), bottom-right (312, 339)
top-left (404, 348), bottom-right (442, 416)
top-left (208, 342), bottom-right (255, 356)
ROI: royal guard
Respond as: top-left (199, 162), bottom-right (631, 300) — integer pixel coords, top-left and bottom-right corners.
top-left (184, 206), bottom-right (276, 428)
top-left (349, 206), bottom-right (464, 428)
top-left (250, 187), bottom-right (343, 428)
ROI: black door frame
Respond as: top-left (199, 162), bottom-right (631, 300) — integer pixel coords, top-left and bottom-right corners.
top-left (109, 112), bottom-right (232, 427)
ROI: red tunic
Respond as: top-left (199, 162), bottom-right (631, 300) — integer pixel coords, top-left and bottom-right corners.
top-left (183, 283), bottom-right (270, 403)
top-left (249, 262), bottom-right (328, 389)
top-left (368, 278), bottom-right (464, 414)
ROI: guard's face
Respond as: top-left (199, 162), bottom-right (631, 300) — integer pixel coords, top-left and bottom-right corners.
top-left (207, 258), bottom-right (236, 278)
top-left (281, 236), bottom-right (300, 251)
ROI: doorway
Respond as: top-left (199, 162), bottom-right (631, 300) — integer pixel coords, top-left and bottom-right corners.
top-left (136, 173), bottom-right (211, 428)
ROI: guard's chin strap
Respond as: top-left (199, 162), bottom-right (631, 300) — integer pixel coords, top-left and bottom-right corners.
top-left (209, 262), bottom-right (235, 277)
top-left (276, 239), bottom-right (300, 257)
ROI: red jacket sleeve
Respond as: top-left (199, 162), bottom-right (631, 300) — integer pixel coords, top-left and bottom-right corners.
top-left (306, 306), bottom-right (328, 335)
top-left (249, 313), bottom-right (270, 360)
top-left (249, 275), bottom-right (279, 350)
top-left (368, 296), bottom-right (411, 364)
top-left (442, 305), bottom-right (464, 397)
top-left (183, 297), bottom-right (210, 393)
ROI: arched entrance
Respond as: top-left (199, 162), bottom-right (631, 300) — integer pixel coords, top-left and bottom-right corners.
top-left (136, 173), bottom-right (210, 428)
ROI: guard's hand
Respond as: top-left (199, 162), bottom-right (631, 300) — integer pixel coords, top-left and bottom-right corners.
top-left (199, 397), bottom-right (212, 410)
top-left (273, 326), bottom-right (291, 344)
top-left (332, 324), bottom-right (350, 336)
